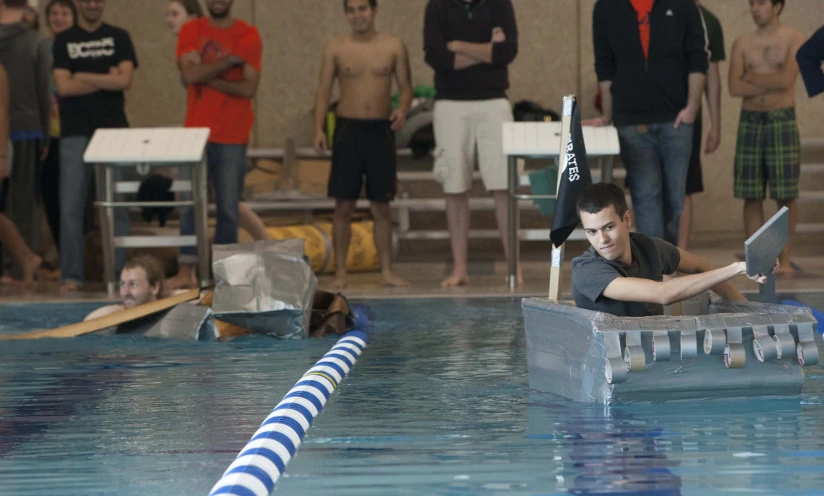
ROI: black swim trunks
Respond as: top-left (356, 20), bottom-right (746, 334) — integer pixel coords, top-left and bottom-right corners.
top-left (328, 117), bottom-right (397, 202)
top-left (686, 112), bottom-right (704, 195)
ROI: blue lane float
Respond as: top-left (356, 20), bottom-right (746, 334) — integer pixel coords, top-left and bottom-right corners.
top-left (209, 330), bottom-right (370, 496)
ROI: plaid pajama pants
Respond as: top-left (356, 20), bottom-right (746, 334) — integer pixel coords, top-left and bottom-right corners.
top-left (734, 107), bottom-right (800, 201)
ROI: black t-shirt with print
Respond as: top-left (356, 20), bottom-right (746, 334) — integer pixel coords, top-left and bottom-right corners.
top-left (53, 23), bottom-right (139, 137)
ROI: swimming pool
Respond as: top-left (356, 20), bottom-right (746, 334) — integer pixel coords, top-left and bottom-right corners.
top-left (1, 296), bottom-right (823, 495)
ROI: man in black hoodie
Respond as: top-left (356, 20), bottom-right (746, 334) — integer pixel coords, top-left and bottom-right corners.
top-left (423, 0), bottom-right (519, 287)
top-left (0, 0), bottom-right (51, 283)
top-left (590, 0), bottom-right (708, 247)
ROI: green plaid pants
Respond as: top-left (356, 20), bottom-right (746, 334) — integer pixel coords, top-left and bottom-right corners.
top-left (734, 107), bottom-right (800, 200)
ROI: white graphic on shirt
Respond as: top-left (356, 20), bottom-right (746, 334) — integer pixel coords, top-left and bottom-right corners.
top-left (67, 37), bottom-right (115, 59)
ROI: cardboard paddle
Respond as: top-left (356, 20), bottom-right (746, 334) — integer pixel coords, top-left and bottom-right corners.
top-left (0, 288), bottom-right (201, 341)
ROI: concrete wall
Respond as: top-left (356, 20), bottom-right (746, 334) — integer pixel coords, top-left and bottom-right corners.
top-left (96, 0), bottom-right (824, 234)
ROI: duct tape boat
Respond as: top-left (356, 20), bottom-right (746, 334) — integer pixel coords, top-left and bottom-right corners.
top-left (524, 207), bottom-right (822, 404)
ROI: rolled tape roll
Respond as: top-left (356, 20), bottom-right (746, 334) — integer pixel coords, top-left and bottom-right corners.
top-left (703, 329), bottom-right (727, 355)
top-left (724, 343), bottom-right (746, 369)
top-left (623, 346), bottom-right (646, 372)
top-left (772, 333), bottom-right (796, 360)
top-left (753, 337), bottom-right (778, 363)
top-left (652, 331), bottom-right (670, 362)
top-left (605, 357), bottom-right (628, 385)
top-left (680, 331), bottom-right (697, 360)
top-left (797, 341), bottom-right (819, 367)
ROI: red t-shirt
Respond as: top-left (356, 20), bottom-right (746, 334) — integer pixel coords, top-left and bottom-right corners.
top-left (631, 0), bottom-right (654, 60)
top-left (177, 18), bottom-right (262, 145)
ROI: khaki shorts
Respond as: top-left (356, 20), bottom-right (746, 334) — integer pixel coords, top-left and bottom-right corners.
top-left (432, 98), bottom-right (513, 194)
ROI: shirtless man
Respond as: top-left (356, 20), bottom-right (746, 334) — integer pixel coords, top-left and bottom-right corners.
top-left (729, 0), bottom-right (805, 277)
top-left (313, 0), bottom-right (413, 289)
top-left (84, 255), bottom-right (165, 321)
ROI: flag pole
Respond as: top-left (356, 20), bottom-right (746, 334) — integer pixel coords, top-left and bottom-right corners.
top-left (548, 95), bottom-right (575, 302)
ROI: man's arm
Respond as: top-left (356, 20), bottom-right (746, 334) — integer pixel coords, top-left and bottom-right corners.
top-left (423, 0), bottom-right (477, 71)
top-left (729, 37), bottom-right (770, 97)
top-left (0, 66), bottom-right (9, 180)
top-left (53, 68), bottom-right (99, 97)
top-left (705, 61), bottom-right (722, 152)
top-left (84, 304), bottom-right (125, 322)
top-left (674, 72), bottom-right (706, 128)
top-left (179, 54), bottom-right (235, 86)
top-left (390, 40), bottom-right (414, 131)
top-left (448, 41), bottom-right (494, 64)
top-left (206, 63), bottom-right (261, 99)
top-left (602, 261), bottom-right (749, 306)
top-left (745, 33), bottom-right (804, 90)
top-left (313, 41), bottom-right (337, 153)
top-left (74, 61), bottom-right (135, 92)
top-left (676, 249), bottom-right (746, 301)
top-left (796, 26), bottom-right (824, 98)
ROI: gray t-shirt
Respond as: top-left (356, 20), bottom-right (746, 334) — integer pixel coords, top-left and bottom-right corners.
top-left (571, 232), bottom-right (681, 317)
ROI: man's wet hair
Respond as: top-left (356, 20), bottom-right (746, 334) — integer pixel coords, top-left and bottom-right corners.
top-left (123, 255), bottom-right (167, 294)
top-left (343, 0), bottom-right (377, 10)
top-left (772, 0), bottom-right (785, 15)
top-left (576, 182), bottom-right (629, 218)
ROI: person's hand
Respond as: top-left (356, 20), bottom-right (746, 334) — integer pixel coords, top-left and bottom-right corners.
top-left (582, 116), bottom-right (610, 127)
top-left (491, 27), bottom-right (506, 43)
top-left (674, 104), bottom-right (698, 129)
top-left (0, 155), bottom-right (8, 182)
top-left (705, 125), bottom-right (720, 154)
top-left (447, 40), bottom-right (460, 52)
top-left (313, 131), bottom-right (328, 155)
top-left (390, 108), bottom-right (407, 131)
top-left (109, 66), bottom-right (121, 76)
top-left (180, 50), bottom-right (201, 65)
top-left (742, 259), bottom-right (780, 284)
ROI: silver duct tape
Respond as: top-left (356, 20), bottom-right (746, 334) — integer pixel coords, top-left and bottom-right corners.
top-left (115, 304), bottom-right (214, 340)
top-left (772, 323), bottom-right (797, 360)
top-left (751, 325), bottom-right (777, 362)
top-left (523, 296), bottom-right (807, 404)
top-left (797, 342), bottom-right (819, 367)
top-left (551, 247), bottom-right (563, 267)
top-left (212, 239), bottom-right (318, 338)
top-left (744, 206), bottom-right (788, 277)
top-left (680, 331), bottom-right (698, 360)
top-left (652, 331), bottom-right (671, 362)
top-left (704, 329), bottom-right (727, 355)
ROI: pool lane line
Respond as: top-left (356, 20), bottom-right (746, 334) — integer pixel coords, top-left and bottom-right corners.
top-left (208, 330), bottom-right (370, 496)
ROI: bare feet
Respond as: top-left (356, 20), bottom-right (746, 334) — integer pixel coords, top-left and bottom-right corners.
top-left (331, 271), bottom-right (347, 290)
top-left (60, 281), bottom-right (80, 293)
top-left (776, 263), bottom-right (796, 279)
top-left (441, 271), bottom-right (470, 288)
top-left (382, 271), bottom-right (410, 288)
top-left (21, 254), bottom-right (42, 286)
top-left (0, 274), bottom-right (24, 288)
top-left (167, 267), bottom-right (198, 291)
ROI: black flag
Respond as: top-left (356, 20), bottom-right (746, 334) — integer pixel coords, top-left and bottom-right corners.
top-left (550, 100), bottom-right (593, 248)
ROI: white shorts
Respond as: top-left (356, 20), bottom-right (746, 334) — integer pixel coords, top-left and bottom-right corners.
top-left (432, 98), bottom-right (514, 194)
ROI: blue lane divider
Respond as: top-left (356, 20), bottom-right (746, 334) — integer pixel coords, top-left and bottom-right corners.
top-left (209, 330), bottom-right (370, 496)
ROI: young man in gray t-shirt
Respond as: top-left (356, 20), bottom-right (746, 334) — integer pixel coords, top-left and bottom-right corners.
top-left (571, 183), bottom-right (773, 317)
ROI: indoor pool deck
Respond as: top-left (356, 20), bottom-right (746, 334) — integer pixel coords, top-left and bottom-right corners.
top-left (1, 237), bottom-right (822, 302)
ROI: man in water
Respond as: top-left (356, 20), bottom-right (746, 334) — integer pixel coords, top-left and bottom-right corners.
top-left (729, 0), bottom-right (805, 277)
top-left (84, 255), bottom-right (166, 321)
top-left (313, 0), bottom-right (413, 289)
top-left (571, 183), bottom-right (774, 317)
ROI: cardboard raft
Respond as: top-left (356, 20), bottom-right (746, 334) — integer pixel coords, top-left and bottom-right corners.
top-left (523, 292), bottom-right (821, 404)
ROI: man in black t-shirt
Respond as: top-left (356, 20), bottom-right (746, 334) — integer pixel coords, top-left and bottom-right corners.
top-left (52, 0), bottom-right (138, 293)
top-left (571, 183), bottom-right (772, 317)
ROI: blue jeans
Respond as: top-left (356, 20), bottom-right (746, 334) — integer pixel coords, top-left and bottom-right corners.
top-left (617, 122), bottom-right (693, 245)
top-left (179, 143), bottom-right (247, 264)
top-left (60, 136), bottom-right (131, 285)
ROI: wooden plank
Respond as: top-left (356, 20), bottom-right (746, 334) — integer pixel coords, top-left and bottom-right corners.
top-left (0, 289), bottom-right (201, 341)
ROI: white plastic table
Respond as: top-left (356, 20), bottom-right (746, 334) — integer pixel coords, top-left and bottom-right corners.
top-left (84, 127), bottom-right (211, 297)
top-left (502, 122), bottom-right (621, 289)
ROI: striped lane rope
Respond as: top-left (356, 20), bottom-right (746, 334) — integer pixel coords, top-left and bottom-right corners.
top-left (209, 330), bottom-right (370, 496)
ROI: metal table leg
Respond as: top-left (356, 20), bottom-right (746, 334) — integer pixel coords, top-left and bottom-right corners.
top-left (193, 158), bottom-right (211, 288)
top-left (507, 155), bottom-right (519, 290)
top-left (95, 164), bottom-right (117, 298)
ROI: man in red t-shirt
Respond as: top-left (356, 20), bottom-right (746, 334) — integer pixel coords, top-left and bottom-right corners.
top-left (168, 0), bottom-right (262, 290)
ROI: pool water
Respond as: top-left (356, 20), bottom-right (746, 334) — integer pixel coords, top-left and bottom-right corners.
top-left (1, 297), bottom-right (824, 495)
